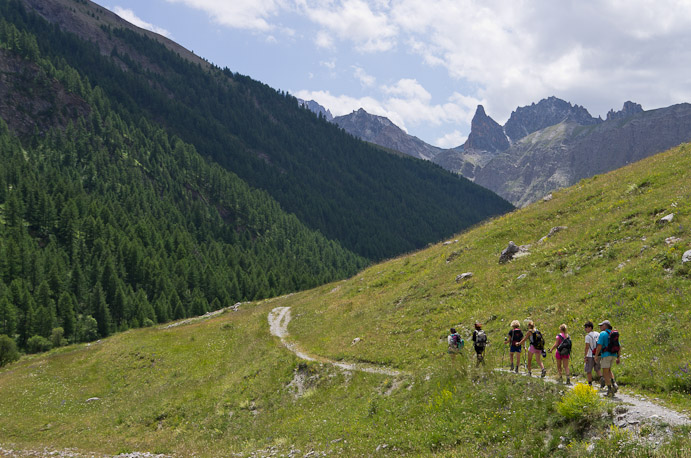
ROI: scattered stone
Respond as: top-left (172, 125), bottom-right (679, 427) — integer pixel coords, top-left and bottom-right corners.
top-left (351, 337), bottom-right (361, 346)
top-left (456, 272), bottom-right (473, 282)
top-left (683, 250), bottom-right (691, 263)
top-left (85, 397), bottom-right (100, 403)
top-left (443, 240), bottom-right (458, 246)
top-left (538, 226), bottom-right (568, 243)
top-left (543, 193), bottom-right (553, 202)
top-left (500, 241), bottom-right (520, 263)
top-left (659, 213), bottom-right (674, 223)
top-left (665, 237), bottom-right (682, 245)
top-left (517, 274), bottom-right (527, 280)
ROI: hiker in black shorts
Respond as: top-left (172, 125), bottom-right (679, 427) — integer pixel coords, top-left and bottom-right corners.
top-left (471, 322), bottom-right (488, 365)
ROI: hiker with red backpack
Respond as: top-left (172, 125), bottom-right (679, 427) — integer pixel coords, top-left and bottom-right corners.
top-left (594, 319), bottom-right (620, 397)
top-left (548, 324), bottom-right (572, 385)
top-left (517, 321), bottom-right (547, 378)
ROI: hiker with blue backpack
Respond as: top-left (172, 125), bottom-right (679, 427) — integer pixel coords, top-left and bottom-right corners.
top-left (517, 321), bottom-right (547, 378)
top-left (471, 322), bottom-right (488, 365)
top-left (594, 319), bottom-right (620, 397)
top-left (548, 324), bottom-right (572, 385)
top-left (448, 328), bottom-right (464, 362)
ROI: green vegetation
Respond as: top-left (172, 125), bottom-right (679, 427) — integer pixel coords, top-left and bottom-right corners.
top-left (1, 138), bottom-right (690, 457)
top-left (0, 18), bottom-right (367, 352)
top-left (0, 0), bottom-right (513, 262)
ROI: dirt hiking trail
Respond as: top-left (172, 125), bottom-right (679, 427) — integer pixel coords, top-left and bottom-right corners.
top-left (268, 306), bottom-right (405, 377)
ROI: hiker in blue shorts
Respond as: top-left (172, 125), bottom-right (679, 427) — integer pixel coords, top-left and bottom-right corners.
top-left (506, 320), bottom-right (523, 373)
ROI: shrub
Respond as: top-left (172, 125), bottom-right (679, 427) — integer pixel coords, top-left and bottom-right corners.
top-left (26, 335), bottom-right (53, 354)
top-left (50, 327), bottom-right (67, 348)
top-left (556, 383), bottom-right (604, 424)
top-left (0, 335), bottom-right (20, 367)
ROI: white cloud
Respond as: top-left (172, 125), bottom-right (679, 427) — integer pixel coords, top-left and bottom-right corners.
top-left (353, 66), bottom-right (376, 87)
top-left (436, 130), bottom-right (467, 149)
top-left (111, 7), bottom-right (172, 37)
top-left (165, 0), bottom-right (287, 31)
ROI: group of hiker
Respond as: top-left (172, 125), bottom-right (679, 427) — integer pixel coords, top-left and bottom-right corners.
top-left (447, 319), bottom-right (621, 396)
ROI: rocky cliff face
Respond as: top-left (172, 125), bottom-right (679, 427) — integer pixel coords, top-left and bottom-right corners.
top-left (298, 99), bottom-right (333, 121)
top-left (0, 49), bottom-right (90, 137)
top-left (606, 101), bottom-right (644, 121)
top-left (503, 96), bottom-right (600, 143)
top-left (462, 105), bottom-right (510, 152)
top-left (332, 108), bottom-right (444, 161)
top-left (474, 103), bottom-right (691, 206)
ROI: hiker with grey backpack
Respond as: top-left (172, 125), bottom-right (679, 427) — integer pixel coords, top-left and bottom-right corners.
top-left (517, 320), bottom-right (547, 378)
top-left (548, 324), bottom-right (572, 384)
top-left (471, 322), bottom-right (488, 366)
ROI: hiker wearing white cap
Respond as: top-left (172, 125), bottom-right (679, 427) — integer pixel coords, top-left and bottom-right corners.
top-left (594, 320), bottom-right (620, 397)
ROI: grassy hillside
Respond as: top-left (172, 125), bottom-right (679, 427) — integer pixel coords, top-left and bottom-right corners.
top-left (1, 144), bottom-right (691, 457)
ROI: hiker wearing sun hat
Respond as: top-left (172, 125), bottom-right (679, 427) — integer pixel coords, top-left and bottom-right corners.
top-left (594, 320), bottom-right (620, 397)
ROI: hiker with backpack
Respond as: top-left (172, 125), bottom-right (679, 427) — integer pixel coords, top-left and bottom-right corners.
top-left (517, 321), bottom-right (546, 378)
top-left (506, 320), bottom-right (523, 373)
top-left (448, 328), bottom-right (464, 361)
top-left (471, 322), bottom-right (488, 365)
top-left (594, 320), bottom-right (620, 397)
top-left (584, 321), bottom-right (604, 387)
top-left (548, 324), bottom-right (572, 384)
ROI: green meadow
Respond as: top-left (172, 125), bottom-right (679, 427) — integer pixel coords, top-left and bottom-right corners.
top-left (2, 143), bottom-right (691, 457)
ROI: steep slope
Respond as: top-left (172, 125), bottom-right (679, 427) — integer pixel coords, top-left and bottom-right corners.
top-left (0, 25), bottom-right (367, 353)
top-left (9, 0), bottom-right (514, 261)
top-left (2, 142), bottom-right (690, 458)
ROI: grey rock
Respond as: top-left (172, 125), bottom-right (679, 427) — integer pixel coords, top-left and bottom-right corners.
top-left (539, 226), bottom-right (567, 243)
top-left (660, 213), bottom-right (674, 223)
top-left (85, 397), bottom-right (100, 403)
top-left (499, 241), bottom-right (520, 263)
top-left (683, 250), bottom-right (691, 263)
top-left (456, 272), bottom-right (474, 282)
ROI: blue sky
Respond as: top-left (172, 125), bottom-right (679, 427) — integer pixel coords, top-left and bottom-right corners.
top-left (105, 1), bottom-right (691, 148)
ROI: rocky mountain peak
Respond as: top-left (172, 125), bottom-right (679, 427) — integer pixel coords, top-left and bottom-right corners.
top-left (606, 101), bottom-right (643, 121)
top-left (298, 99), bottom-right (333, 121)
top-left (463, 105), bottom-right (510, 153)
top-left (503, 96), bottom-right (600, 143)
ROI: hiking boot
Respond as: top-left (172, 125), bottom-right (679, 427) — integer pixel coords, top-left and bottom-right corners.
top-left (588, 381), bottom-right (593, 386)
top-left (606, 386), bottom-right (615, 397)
top-left (566, 377), bottom-right (571, 385)
top-left (514, 366), bottom-right (519, 374)
top-left (510, 364), bottom-right (514, 372)
top-left (557, 376), bottom-right (563, 384)
top-left (541, 368), bottom-right (546, 378)
top-left (600, 376), bottom-right (606, 389)
top-left (612, 382), bottom-right (618, 394)
top-left (527, 370), bottom-right (532, 377)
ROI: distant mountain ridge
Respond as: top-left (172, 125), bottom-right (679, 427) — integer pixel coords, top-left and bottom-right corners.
top-left (302, 97), bottom-right (691, 206)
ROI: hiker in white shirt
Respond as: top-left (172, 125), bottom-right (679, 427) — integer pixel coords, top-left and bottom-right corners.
top-left (583, 321), bottom-right (603, 387)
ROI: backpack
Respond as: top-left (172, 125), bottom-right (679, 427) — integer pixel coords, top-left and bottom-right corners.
top-left (475, 330), bottom-right (487, 348)
top-left (531, 329), bottom-right (545, 350)
top-left (557, 335), bottom-right (572, 356)
top-left (451, 333), bottom-right (464, 350)
top-left (605, 329), bottom-right (620, 354)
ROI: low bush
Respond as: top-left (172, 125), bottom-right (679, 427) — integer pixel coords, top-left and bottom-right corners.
top-left (556, 383), bottom-right (604, 425)
top-left (0, 335), bottom-right (20, 367)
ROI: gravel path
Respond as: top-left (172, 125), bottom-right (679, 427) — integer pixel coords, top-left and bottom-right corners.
top-left (268, 307), bottom-right (405, 377)
top-left (495, 368), bottom-right (690, 429)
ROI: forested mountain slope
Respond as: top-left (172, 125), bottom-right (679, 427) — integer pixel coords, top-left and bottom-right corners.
top-left (0, 16), bottom-right (367, 352)
top-left (10, 0), bottom-right (513, 261)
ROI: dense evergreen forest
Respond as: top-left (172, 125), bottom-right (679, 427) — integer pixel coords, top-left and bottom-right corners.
top-left (0, 0), bottom-right (512, 357)
top-left (0, 17), bottom-right (366, 354)
top-left (2, 0), bottom-right (513, 261)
